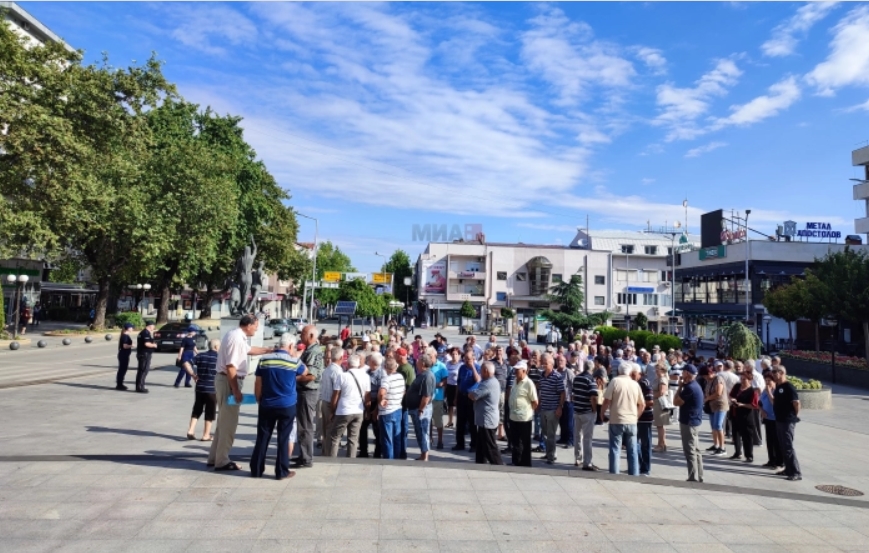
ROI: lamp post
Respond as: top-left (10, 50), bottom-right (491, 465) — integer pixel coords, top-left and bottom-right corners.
top-left (296, 212), bottom-right (319, 323)
top-left (763, 314), bottom-right (772, 354)
top-left (624, 249), bottom-right (631, 330)
top-left (744, 209), bottom-right (751, 323)
top-left (828, 317), bottom-right (838, 384)
top-left (374, 251), bottom-right (392, 327)
top-left (127, 284), bottom-right (152, 314)
top-left (6, 274), bottom-right (29, 338)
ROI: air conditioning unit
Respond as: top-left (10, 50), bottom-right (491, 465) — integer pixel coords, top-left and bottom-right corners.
top-left (614, 305), bottom-right (622, 313)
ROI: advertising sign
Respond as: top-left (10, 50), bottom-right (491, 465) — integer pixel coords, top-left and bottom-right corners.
top-left (699, 245), bottom-right (726, 261)
top-left (422, 259), bottom-right (446, 294)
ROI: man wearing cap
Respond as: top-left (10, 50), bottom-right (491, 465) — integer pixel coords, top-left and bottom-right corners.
top-left (116, 323), bottom-right (135, 390)
top-left (674, 364), bottom-right (705, 482)
top-left (135, 321), bottom-right (158, 393)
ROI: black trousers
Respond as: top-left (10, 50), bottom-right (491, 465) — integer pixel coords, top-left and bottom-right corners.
top-left (503, 395), bottom-right (512, 448)
top-left (250, 404), bottom-right (296, 479)
top-left (475, 426), bottom-right (504, 465)
top-left (510, 419), bottom-right (532, 467)
top-left (360, 413), bottom-right (381, 457)
top-left (135, 354), bottom-right (152, 391)
top-left (776, 421), bottom-right (801, 477)
top-left (116, 352), bottom-right (131, 387)
top-left (456, 393), bottom-right (476, 448)
top-left (763, 420), bottom-right (782, 466)
top-left (732, 418), bottom-right (755, 460)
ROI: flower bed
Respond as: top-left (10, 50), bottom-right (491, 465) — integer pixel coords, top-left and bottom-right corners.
top-left (780, 350), bottom-right (869, 370)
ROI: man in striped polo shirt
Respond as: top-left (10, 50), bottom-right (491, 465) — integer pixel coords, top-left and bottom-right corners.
top-left (572, 360), bottom-right (599, 471)
top-left (537, 353), bottom-right (565, 464)
top-left (250, 333), bottom-right (308, 480)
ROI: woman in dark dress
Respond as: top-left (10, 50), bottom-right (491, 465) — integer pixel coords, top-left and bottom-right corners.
top-left (729, 370), bottom-right (759, 462)
top-left (174, 327), bottom-right (199, 388)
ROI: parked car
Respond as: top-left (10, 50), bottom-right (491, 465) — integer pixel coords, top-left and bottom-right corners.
top-left (269, 319), bottom-right (293, 336)
top-left (154, 323), bottom-right (208, 352)
top-left (262, 324), bottom-right (275, 340)
top-left (290, 318), bottom-right (308, 332)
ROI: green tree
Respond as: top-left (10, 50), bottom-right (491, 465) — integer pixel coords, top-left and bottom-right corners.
top-left (762, 281), bottom-right (801, 343)
top-left (723, 322), bottom-right (762, 360)
top-left (338, 279), bottom-right (381, 318)
top-left (380, 250), bottom-right (413, 306)
top-left (48, 257), bottom-right (85, 284)
top-left (633, 312), bottom-right (648, 330)
top-left (460, 300), bottom-right (476, 330)
top-left (790, 276), bottom-right (826, 352)
top-left (808, 247), bottom-right (869, 360)
top-left (547, 274), bottom-right (584, 314)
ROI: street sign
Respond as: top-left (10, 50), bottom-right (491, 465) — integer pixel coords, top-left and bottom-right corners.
top-left (372, 272), bottom-right (392, 284)
top-left (304, 281), bottom-right (315, 288)
top-left (321, 282), bottom-right (339, 289)
top-left (344, 272), bottom-right (366, 281)
top-left (334, 301), bottom-right (357, 316)
top-left (323, 271), bottom-right (342, 283)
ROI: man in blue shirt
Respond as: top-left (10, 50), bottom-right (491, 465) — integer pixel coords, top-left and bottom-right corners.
top-left (251, 334), bottom-right (308, 480)
top-left (429, 348), bottom-right (449, 450)
top-left (673, 364), bottom-right (704, 483)
top-left (452, 350), bottom-right (480, 451)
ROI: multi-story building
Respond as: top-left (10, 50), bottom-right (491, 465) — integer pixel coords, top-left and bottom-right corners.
top-left (1, 2), bottom-right (69, 48)
top-left (853, 145), bottom-right (869, 241)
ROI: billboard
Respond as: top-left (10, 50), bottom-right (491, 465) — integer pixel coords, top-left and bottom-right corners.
top-left (421, 259), bottom-right (446, 294)
top-left (700, 209), bottom-right (723, 249)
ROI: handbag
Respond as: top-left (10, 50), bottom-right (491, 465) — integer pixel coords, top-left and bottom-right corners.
top-left (175, 358), bottom-right (184, 368)
top-left (656, 394), bottom-right (674, 411)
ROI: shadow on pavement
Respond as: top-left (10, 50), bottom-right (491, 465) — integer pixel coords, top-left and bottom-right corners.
top-left (85, 425), bottom-right (189, 442)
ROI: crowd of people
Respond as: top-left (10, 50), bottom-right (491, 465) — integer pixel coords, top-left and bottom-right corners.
top-left (116, 318), bottom-right (803, 484)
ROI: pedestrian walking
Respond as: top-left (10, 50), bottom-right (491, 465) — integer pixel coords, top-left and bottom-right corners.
top-left (183, 339), bottom-right (221, 441)
top-left (673, 364), bottom-right (705, 482)
top-left (134, 321), bottom-right (157, 393)
top-left (174, 327), bottom-right (199, 388)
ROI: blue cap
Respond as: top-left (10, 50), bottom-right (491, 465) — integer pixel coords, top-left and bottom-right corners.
top-left (187, 326), bottom-right (197, 333)
top-left (123, 323), bottom-right (134, 329)
top-left (683, 364), bottom-right (698, 375)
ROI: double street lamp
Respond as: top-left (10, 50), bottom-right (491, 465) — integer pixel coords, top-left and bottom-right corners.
top-left (127, 283), bottom-right (151, 314)
top-left (6, 273), bottom-right (29, 339)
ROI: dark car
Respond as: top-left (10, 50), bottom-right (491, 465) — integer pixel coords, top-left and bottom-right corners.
top-left (269, 318), bottom-right (293, 336)
top-left (154, 323), bottom-right (208, 352)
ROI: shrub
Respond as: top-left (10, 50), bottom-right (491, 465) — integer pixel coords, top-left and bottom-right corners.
top-left (595, 326), bottom-right (628, 347)
top-left (786, 375), bottom-right (823, 390)
top-left (500, 308), bottom-right (515, 319)
top-left (113, 311), bottom-right (145, 329)
top-left (780, 350), bottom-right (869, 370)
top-left (645, 334), bottom-right (682, 352)
top-left (628, 330), bottom-right (653, 350)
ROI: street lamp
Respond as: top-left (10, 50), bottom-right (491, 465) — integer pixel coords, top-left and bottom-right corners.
top-left (127, 283), bottom-right (152, 314)
top-left (6, 273), bottom-right (29, 339)
top-left (763, 314), bottom-right (772, 354)
top-left (403, 276), bottom-right (412, 311)
top-left (296, 212), bottom-right (319, 323)
top-left (744, 209), bottom-right (751, 323)
top-left (828, 317), bottom-right (838, 384)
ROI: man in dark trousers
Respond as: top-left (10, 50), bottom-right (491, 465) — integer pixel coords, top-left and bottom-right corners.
top-left (294, 324), bottom-right (325, 468)
top-left (772, 366), bottom-right (802, 481)
top-left (135, 321), bottom-right (157, 393)
top-left (116, 323), bottom-right (135, 390)
top-left (452, 350), bottom-right (480, 452)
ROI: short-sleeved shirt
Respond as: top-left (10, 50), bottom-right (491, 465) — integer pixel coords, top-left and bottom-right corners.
top-left (192, 350), bottom-right (218, 394)
top-left (560, 368), bottom-right (575, 402)
top-left (457, 363), bottom-right (479, 394)
top-left (368, 367), bottom-right (385, 395)
top-left (118, 333), bottom-right (133, 355)
top-left (136, 329), bottom-right (155, 357)
top-left (773, 382), bottom-right (800, 423)
top-left (298, 343), bottom-right (325, 390)
top-left (678, 380), bottom-right (705, 427)
top-left (760, 389), bottom-right (775, 421)
top-left (527, 366), bottom-right (543, 388)
top-left (255, 351), bottom-right (307, 409)
top-left (572, 371), bottom-right (596, 415)
top-left (180, 337), bottom-right (197, 362)
top-left (509, 378), bottom-right (538, 422)
top-left (379, 372), bottom-right (406, 415)
top-left (603, 376), bottom-right (643, 425)
top-left (398, 363), bottom-right (415, 388)
top-left (406, 370), bottom-right (436, 410)
top-left (217, 328), bottom-right (252, 377)
top-left (472, 378), bottom-right (501, 429)
top-left (431, 362), bottom-right (448, 401)
top-left (638, 377), bottom-right (654, 423)
top-left (319, 363), bottom-right (343, 403)
top-left (538, 370), bottom-right (565, 412)
top-left (492, 360), bottom-right (509, 392)
top-left (446, 362), bottom-right (461, 386)
top-left (336, 368), bottom-right (371, 415)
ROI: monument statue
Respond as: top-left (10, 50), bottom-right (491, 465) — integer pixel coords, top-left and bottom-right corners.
top-left (248, 260), bottom-right (266, 314)
top-left (229, 235), bottom-right (257, 316)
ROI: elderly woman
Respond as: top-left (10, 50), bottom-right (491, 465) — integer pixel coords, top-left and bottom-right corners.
top-left (652, 360), bottom-right (672, 452)
top-left (508, 360), bottom-right (538, 466)
top-left (378, 357), bottom-right (406, 459)
top-left (407, 353), bottom-right (437, 461)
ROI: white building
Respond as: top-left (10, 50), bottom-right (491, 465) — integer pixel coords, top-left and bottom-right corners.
top-left (853, 145), bottom-right (869, 241)
top-left (416, 229), bottom-right (698, 333)
top-left (1, 2), bottom-right (69, 48)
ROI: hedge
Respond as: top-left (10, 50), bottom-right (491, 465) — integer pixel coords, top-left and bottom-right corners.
top-left (595, 326), bottom-right (682, 352)
top-left (112, 311), bottom-right (145, 329)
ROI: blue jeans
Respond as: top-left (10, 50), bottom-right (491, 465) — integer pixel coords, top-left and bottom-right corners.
top-left (608, 423), bottom-right (639, 475)
top-left (637, 422), bottom-right (653, 475)
top-left (533, 411), bottom-right (544, 450)
top-left (410, 404), bottom-right (433, 454)
top-left (397, 408), bottom-right (408, 459)
top-left (379, 409), bottom-right (403, 459)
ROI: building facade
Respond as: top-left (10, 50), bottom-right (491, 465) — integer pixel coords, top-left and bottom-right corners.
top-left (853, 145), bottom-right (869, 241)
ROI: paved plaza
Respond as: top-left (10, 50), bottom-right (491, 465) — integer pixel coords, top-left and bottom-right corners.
top-left (1, 328), bottom-right (869, 552)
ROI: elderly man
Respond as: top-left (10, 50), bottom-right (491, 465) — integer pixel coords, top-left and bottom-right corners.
top-left (508, 361), bottom-right (538, 466)
top-left (359, 352), bottom-right (385, 458)
top-left (250, 333), bottom-right (308, 479)
top-left (183, 338), bottom-right (221, 441)
top-left (601, 363), bottom-right (645, 475)
top-left (319, 347), bottom-right (344, 456)
top-left (453, 350), bottom-right (481, 451)
top-left (610, 349), bottom-right (624, 380)
top-left (378, 358), bottom-right (406, 459)
top-left (428, 347), bottom-right (449, 450)
top-left (407, 353), bottom-right (437, 461)
top-left (537, 353), bottom-right (565, 464)
top-left (572, 360), bottom-right (599, 470)
top-left (772, 365), bottom-right (802, 481)
top-left (294, 324), bottom-right (325, 469)
top-left (470, 361), bottom-right (504, 465)
top-left (631, 363), bottom-right (655, 476)
top-left (328, 354), bottom-right (370, 458)
top-left (674, 364), bottom-right (705, 482)
top-left (208, 315), bottom-right (274, 472)
top-left (490, 346), bottom-right (509, 441)
top-left (395, 347), bottom-right (415, 459)
top-left (556, 354), bottom-right (575, 450)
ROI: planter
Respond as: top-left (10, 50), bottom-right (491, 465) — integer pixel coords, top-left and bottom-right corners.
top-left (781, 357), bottom-right (869, 391)
top-left (43, 330), bottom-right (121, 337)
top-left (796, 388), bottom-right (832, 410)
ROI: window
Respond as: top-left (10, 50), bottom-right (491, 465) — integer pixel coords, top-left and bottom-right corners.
top-left (642, 294), bottom-right (658, 305)
top-left (617, 293), bottom-right (637, 305)
top-left (616, 270), bottom-right (628, 282)
top-left (594, 275), bottom-right (605, 285)
top-left (515, 272), bottom-right (527, 281)
top-left (496, 271), bottom-right (507, 281)
top-left (621, 244), bottom-right (635, 254)
top-left (644, 245), bottom-right (658, 255)
top-left (594, 296), bottom-right (605, 306)
top-left (496, 292), bottom-right (507, 301)
top-left (640, 270), bottom-right (650, 282)
top-left (661, 270), bottom-right (672, 282)
top-left (645, 270), bottom-right (658, 283)
top-left (552, 273), bottom-right (563, 283)
top-left (667, 247), bottom-right (673, 256)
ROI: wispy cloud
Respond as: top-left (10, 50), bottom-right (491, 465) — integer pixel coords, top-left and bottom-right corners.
top-left (641, 178), bottom-right (656, 185)
top-left (805, 5), bottom-right (869, 96)
top-left (516, 222), bottom-right (581, 233)
top-left (166, 4), bottom-right (257, 55)
top-left (762, 2), bottom-right (839, 57)
top-left (713, 76), bottom-right (801, 128)
top-left (635, 47), bottom-right (667, 75)
top-left (654, 58), bottom-right (742, 141)
top-left (684, 141), bottom-right (727, 158)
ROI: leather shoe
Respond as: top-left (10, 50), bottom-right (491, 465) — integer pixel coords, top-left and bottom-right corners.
top-left (787, 475), bottom-right (802, 481)
top-left (582, 465), bottom-right (600, 472)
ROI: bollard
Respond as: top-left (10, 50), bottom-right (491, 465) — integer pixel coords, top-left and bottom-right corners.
top-left (37, 340), bottom-right (47, 348)
top-left (105, 334), bottom-right (113, 341)
top-left (84, 336), bottom-right (93, 343)
top-left (9, 342), bottom-right (20, 350)
top-left (62, 338), bottom-right (71, 345)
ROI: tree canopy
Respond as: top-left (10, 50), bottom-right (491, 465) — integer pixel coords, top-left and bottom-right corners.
top-left (380, 249), bottom-right (413, 305)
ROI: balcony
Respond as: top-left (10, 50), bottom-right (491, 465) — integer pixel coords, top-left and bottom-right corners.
top-left (446, 292), bottom-right (486, 302)
top-left (448, 271), bottom-right (486, 280)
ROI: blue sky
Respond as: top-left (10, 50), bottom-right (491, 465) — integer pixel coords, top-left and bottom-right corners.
top-left (21, 2), bottom-right (869, 272)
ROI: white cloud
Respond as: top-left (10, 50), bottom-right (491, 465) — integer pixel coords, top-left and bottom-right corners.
top-left (654, 58), bottom-right (742, 141)
top-left (684, 141), bottom-right (727, 158)
top-left (762, 2), bottom-right (839, 57)
top-left (635, 47), bottom-right (667, 75)
top-left (516, 222), bottom-right (580, 233)
top-left (714, 76), bottom-right (801, 127)
top-left (806, 6), bottom-right (869, 96)
top-left (520, 7), bottom-right (636, 105)
top-left (844, 98), bottom-right (869, 113)
top-left (166, 5), bottom-right (258, 55)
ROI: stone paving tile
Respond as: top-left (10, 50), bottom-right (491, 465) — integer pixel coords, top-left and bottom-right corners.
top-left (429, 489), bottom-right (478, 504)
top-left (803, 526), bottom-right (869, 546)
top-left (76, 518), bottom-right (150, 539)
top-left (431, 503), bottom-right (487, 521)
top-left (0, 539), bottom-right (61, 553)
top-left (434, 519), bottom-right (495, 540)
top-left (651, 523), bottom-right (721, 544)
top-left (437, 540), bottom-right (501, 553)
top-left (378, 539), bottom-right (440, 553)
top-left (380, 489), bottom-right (431, 504)
top-left (474, 490), bottom-right (528, 505)
top-left (249, 539), bottom-right (317, 553)
top-left (672, 546), bottom-right (736, 553)
top-left (184, 539), bottom-right (255, 553)
top-left (531, 503), bottom-right (592, 522)
top-left (497, 539), bottom-right (561, 552)
top-left (520, 489), bottom-right (577, 505)
top-left (543, 521), bottom-right (611, 541)
top-left (258, 519), bottom-right (323, 540)
top-left (702, 524), bottom-right (777, 545)
top-left (555, 540), bottom-right (621, 552)
top-left (378, 519), bottom-right (437, 540)
top-left (482, 503), bottom-right (539, 521)
top-left (489, 519), bottom-right (550, 540)
top-left (614, 545), bottom-right (680, 553)
top-left (597, 522), bottom-right (667, 544)
top-left (53, 540), bottom-right (130, 553)
top-left (324, 519), bottom-right (381, 540)
top-left (121, 539), bottom-right (192, 553)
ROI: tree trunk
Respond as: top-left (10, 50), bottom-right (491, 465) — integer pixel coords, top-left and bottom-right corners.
top-left (157, 282), bottom-right (171, 324)
top-left (864, 321), bottom-right (869, 362)
top-left (199, 288), bottom-right (215, 319)
top-left (814, 321), bottom-right (820, 352)
top-left (93, 276), bottom-right (110, 329)
top-left (787, 320), bottom-right (793, 342)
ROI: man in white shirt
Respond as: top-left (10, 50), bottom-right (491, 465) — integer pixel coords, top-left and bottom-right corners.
top-left (328, 354), bottom-right (370, 458)
top-left (319, 347), bottom-right (345, 456)
top-left (208, 315), bottom-right (275, 472)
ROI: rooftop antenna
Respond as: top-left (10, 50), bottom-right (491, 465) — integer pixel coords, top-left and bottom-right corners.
top-left (682, 198), bottom-right (689, 235)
